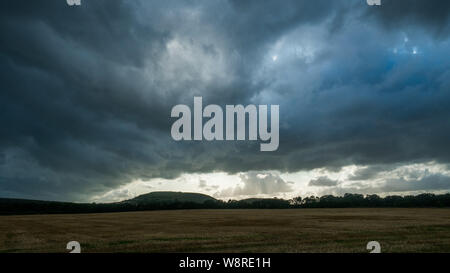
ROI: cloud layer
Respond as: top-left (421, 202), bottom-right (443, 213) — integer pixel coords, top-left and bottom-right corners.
top-left (1, 0), bottom-right (450, 201)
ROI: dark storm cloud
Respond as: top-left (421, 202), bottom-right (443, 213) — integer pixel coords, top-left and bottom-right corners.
top-left (348, 164), bottom-right (399, 181)
top-left (316, 173), bottom-right (450, 196)
top-left (308, 177), bottom-right (339, 187)
top-left (382, 174), bottom-right (450, 193)
top-left (0, 0), bottom-right (174, 200)
top-left (367, 0), bottom-right (450, 37)
top-left (1, 0), bottom-right (450, 201)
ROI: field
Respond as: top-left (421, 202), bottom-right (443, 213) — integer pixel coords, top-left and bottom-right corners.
top-left (0, 208), bottom-right (449, 253)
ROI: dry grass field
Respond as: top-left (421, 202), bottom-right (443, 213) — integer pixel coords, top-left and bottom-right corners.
top-left (0, 208), bottom-right (449, 253)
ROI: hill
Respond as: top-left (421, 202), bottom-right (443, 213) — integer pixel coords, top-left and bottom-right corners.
top-left (0, 191), bottom-right (218, 215)
top-left (122, 191), bottom-right (217, 205)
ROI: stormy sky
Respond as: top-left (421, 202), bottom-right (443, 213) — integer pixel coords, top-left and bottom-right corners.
top-left (1, 0), bottom-right (450, 202)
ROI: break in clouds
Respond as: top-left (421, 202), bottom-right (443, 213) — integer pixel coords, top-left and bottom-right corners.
top-left (1, 0), bottom-right (450, 201)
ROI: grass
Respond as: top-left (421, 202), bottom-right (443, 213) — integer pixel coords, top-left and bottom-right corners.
top-left (0, 208), bottom-right (449, 253)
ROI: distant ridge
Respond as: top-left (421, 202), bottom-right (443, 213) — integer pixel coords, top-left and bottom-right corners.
top-left (122, 191), bottom-right (217, 205)
top-left (238, 198), bottom-right (279, 203)
top-left (1, 192), bottom-right (449, 215)
top-left (0, 191), bottom-right (219, 215)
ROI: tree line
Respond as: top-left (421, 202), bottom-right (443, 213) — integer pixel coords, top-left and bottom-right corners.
top-left (0, 193), bottom-right (449, 215)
